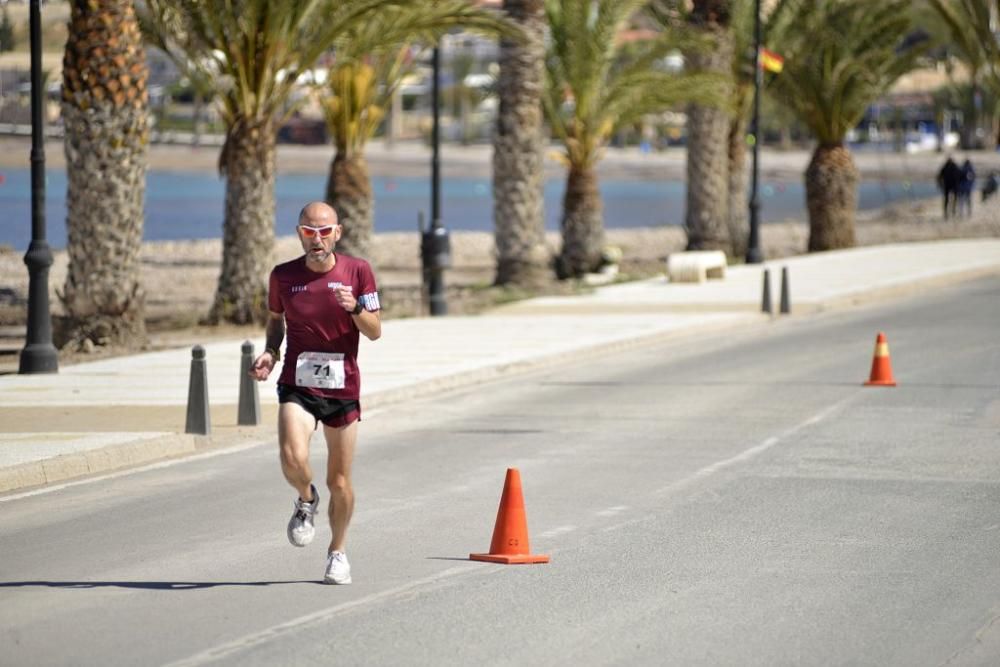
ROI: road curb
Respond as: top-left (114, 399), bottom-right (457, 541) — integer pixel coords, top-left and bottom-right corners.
top-left (0, 433), bottom-right (198, 494)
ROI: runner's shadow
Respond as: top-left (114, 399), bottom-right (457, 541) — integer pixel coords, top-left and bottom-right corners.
top-left (0, 580), bottom-right (321, 590)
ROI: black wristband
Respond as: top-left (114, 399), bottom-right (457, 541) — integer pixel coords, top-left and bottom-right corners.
top-left (265, 347), bottom-right (280, 361)
top-left (351, 301), bottom-right (364, 315)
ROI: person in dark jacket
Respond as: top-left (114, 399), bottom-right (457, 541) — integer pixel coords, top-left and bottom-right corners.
top-left (982, 171), bottom-right (998, 203)
top-left (936, 156), bottom-right (962, 219)
top-left (957, 158), bottom-right (976, 218)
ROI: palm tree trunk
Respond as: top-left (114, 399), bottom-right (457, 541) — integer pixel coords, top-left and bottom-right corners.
top-left (805, 143), bottom-right (858, 252)
top-left (557, 162), bottom-right (604, 279)
top-left (59, 0), bottom-right (149, 350)
top-left (209, 120), bottom-right (276, 324)
top-left (727, 114), bottom-right (749, 260)
top-left (493, 0), bottom-right (549, 288)
top-left (684, 24), bottom-right (732, 251)
top-left (325, 150), bottom-right (374, 260)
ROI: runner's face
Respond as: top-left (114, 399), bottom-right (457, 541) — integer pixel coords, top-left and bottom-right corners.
top-left (298, 215), bottom-right (340, 263)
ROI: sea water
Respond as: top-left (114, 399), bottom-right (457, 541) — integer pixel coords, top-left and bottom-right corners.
top-left (0, 168), bottom-right (936, 251)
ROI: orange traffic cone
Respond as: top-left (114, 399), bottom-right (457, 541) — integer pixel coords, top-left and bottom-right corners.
top-left (470, 468), bottom-right (550, 565)
top-left (864, 331), bottom-right (897, 387)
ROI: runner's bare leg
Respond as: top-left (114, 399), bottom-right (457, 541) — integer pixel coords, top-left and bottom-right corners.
top-left (324, 420), bottom-right (357, 553)
top-left (278, 402), bottom-right (316, 502)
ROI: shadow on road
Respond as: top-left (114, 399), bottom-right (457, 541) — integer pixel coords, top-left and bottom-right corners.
top-left (0, 580), bottom-right (321, 590)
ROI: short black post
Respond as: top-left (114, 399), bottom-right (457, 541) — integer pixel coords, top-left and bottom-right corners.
top-left (761, 268), bottom-right (772, 314)
top-left (779, 266), bottom-right (791, 314)
top-left (237, 340), bottom-right (260, 426)
top-left (185, 345), bottom-right (210, 435)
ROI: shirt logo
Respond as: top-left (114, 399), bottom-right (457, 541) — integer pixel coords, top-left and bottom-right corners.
top-left (328, 282), bottom-right (352, 291)
top-left (291, 285), bottom-right (307, 293)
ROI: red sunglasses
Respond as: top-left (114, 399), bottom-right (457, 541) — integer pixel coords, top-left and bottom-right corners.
top-left (298, 225), bottom-right (337, 239)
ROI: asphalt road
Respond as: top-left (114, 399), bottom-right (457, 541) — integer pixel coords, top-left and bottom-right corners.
top-left (2, 277), bottom-right (999, 666)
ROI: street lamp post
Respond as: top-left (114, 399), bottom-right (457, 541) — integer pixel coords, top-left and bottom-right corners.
top-left (19, 0), bottom-right (58, 374)
top-left (745, 0), bottom-right (764, 265)
top-left (431, 46), bottom-right (442, 231)
top-left (424, 44), bottom-right (449, 316)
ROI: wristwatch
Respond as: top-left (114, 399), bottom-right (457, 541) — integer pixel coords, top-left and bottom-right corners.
top-left (351, 300), bottom-right (364, 315)
top-left (265, 347), bottom-right (281, 361)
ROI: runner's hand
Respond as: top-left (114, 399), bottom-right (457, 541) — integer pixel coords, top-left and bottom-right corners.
top-left (334, 286), bottom-right (357, 312)
top-left (250, 352), bottom-right (276, 381)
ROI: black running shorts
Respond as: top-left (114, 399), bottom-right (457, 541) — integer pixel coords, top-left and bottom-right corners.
top-left (277, 384), bottom-right (361, 428)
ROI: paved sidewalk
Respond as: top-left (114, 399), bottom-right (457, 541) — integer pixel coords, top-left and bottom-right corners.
top-left (1, 238), bottom-right (998, 493)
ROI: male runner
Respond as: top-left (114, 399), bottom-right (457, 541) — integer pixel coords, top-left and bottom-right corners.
top-left (250, 201), bottom-right (381, 585)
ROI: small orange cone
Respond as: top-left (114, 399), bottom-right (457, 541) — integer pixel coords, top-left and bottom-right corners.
top-left (470, 468), bottom-right (549, 565)
top-left (864, 331), bottom-right (897, 387)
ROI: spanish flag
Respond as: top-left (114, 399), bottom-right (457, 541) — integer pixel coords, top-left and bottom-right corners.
top-left (760, 47), bottom-right (784, 73)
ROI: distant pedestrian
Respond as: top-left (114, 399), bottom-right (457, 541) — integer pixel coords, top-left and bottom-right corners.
top-left (249, 201), bottom-right (382, 585)
top-left (957, 158), bottom-right (976, 218)
top-left (937, 156), bottom-right (962, 219)
top-left (983, 171), bottom-right (998, 203)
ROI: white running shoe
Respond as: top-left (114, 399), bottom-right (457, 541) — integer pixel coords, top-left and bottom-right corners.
top-left (287, 484), bottom-right (319, 547)
top-left (324, 551), bottom-right (352, 585)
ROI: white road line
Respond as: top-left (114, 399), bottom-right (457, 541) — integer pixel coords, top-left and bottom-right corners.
top-left (654, 397), bottom-right (853, 497)
top-left (539, 524), bottom-right (578, 538)
top-left (163, 565), bottom-right (491, 667)
top-left (595, 505), bottom-right (629, 517)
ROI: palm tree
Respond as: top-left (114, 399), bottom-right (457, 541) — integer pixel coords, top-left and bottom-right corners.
top-left (59, 0), bottom-right (149, 350)
top-left (544, 0), bottom-right (722, 279)
top-left (493, 0), bottom-right (550, 288)
top-left (649, 0), bottom-right (763, 259)
top-left (649, 0), bottom-right (762, 259)
top-left (682, 0), bottom-right (733, 253)
top-left (766, 0), bottom-right (931, 251)
top-left (928, 0), bottom-right (1000, 149)
top-left (321, 2), bottom-right (513, 261)
top-left (724, 0), bottom-right (757, 260)
top-left (139, 0), bottom-right (401, 324)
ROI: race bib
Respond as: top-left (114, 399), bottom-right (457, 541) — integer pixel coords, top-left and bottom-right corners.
top-left (295, 351), bottom-right (346, 389)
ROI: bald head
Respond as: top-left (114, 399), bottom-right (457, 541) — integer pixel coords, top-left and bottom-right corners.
top-left (298, 201), bottom-right (338, 228)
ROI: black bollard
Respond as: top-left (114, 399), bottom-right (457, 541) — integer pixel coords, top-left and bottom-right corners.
top-left (779, 266), bottom-right (791, 314)
top-left (185, 345), bottom-right (210, 435)
top-left (238, 340), bottom-right (260, 426)
top-left (761, 268), bottom-right (773, 314)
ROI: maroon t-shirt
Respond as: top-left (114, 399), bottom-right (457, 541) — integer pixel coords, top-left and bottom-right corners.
top-left (267, 253), bottom-right (380, 400)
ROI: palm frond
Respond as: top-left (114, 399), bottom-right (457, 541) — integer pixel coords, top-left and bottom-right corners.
top-left (545, 0), bottom-right (715, 168)
top-left (765, 0), bottom-right (932, 145)
top-left (928, 0), bottom-right (1000, 96)
top-left (319, 1), bottom-right (517, 154)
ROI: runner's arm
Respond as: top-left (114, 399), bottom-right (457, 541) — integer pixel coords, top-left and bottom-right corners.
top-left (264, 311), bottom-right (285, 358)
top-left (353, 308), bottom-right (381, 342)
top-left (249, 311), bottom-right (285, 381)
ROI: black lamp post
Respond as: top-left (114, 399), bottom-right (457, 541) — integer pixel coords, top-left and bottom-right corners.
top-left (431, 46), bottom-right (442, 234)
top-left (19, 0), bottom-right (58, 374)
top-left (745, 0), bottom-right (764, 265)
top-left (423, 44), bottom-right (449, 316)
